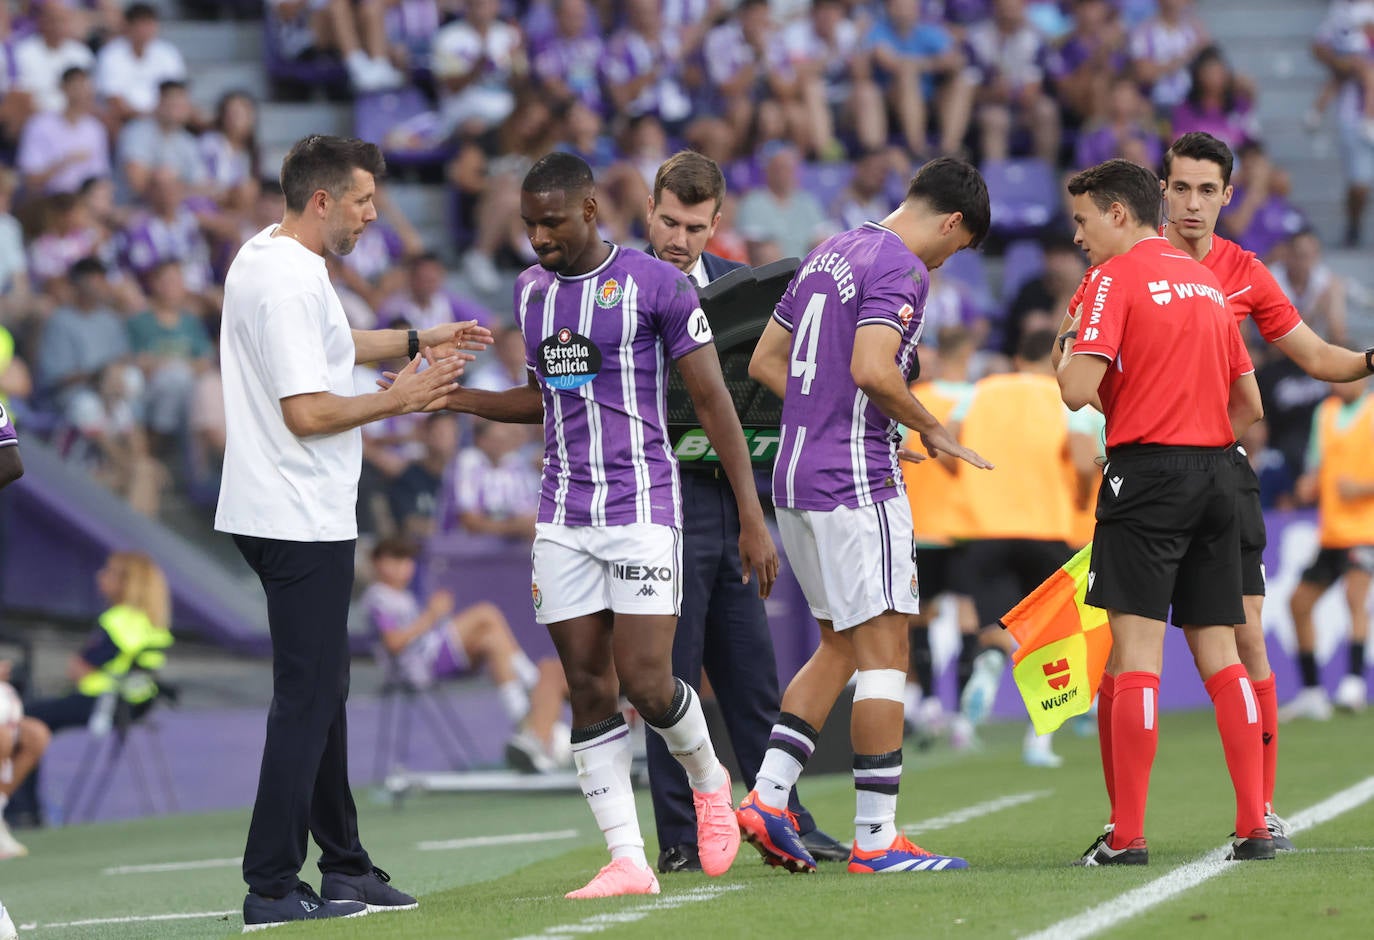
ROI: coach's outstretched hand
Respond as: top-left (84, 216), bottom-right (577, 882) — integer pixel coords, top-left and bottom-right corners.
top-left (739, 521), bottom-right (779, 600)
top-left (420, 320), bottom-right (495, 360)
top-left (386, 349), bottom-right (468, 414)
top-left (919, 425), bottom-right (993, 470)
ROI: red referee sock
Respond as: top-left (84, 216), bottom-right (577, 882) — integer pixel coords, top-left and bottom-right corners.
top-left (1097, 672), bottom-right (1116, 826)
top-left (1206, 664), bottom-right (1267, 838)
top-left (1251, 674), bottom-right (1279, 813)
top-left (1109, 671), bottom-right (1159, 848)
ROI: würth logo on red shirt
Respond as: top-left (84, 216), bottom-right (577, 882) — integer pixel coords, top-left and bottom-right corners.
top-left (1148, 280), bottom-right (1173, 305)
top-left (897, 303), bottom-right (915, 328)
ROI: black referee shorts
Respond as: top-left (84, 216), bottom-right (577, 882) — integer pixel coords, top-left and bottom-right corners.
top-left (915, 544), bottom-right (965, 601)
top-left (958, 538), bottom-right (1074, 627)
top-left (1086, 444), bottom-right (1245, 627)
top-left (1300, 545), bottom-right (1374, 588)
top-left (1234, 447), bottom-right (1268, 597)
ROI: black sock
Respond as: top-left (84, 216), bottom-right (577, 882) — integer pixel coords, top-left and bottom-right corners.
top-left (909, 625), bottom-right (933, 695)
top-left (956, 633), bottom-right (980, 699)
top-left (1299, 652), bottom-right (1320, 688)
top-left (1350, 642), bottom-right (1367, 677)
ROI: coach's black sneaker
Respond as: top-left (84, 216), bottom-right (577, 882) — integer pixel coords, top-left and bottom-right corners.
top-left (1073, 829), bottom-right (1148, 867)
top-left (657, 844), bottom-right (702, 873)
top-left (801, 827), bottom-right (851, 862)
top-left (242, 883), bottom-right (367, 932)
top-left (321, 867), bottom-right (418, 912)
top-left (1266, 811), bottom-right (1296, 852)
top-left (1226, 830), bottom-right (1276, 861)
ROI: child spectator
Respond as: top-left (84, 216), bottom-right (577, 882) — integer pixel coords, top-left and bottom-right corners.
top-left (362, 537), bottom-right (571, 772)
top-left (451, 417), bottom-right (539, 540)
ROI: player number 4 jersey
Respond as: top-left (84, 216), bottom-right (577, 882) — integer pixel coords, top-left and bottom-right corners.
top-left (772, 222), bottom-right (929, 511)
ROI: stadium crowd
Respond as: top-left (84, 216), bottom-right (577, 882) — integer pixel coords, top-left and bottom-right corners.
top-left (0, 0), bottom-right (1367, 540)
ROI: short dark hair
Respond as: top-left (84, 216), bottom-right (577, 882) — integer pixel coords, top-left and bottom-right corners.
top-left (653, 150), bottom-right (726, 213)
top-left (158, 79), bottom-right (187, 97)
top-left (371, 536), bottom-right (418, 561)
top-left (1162, 132), bottom-right (1235, 186)
top-left (935, 324), bottom-right (973, 354)
top-left (407, 250), bottom-right (443, 269)
top-left (906, 157), bottom-right (990, 249)
top-left (1017, 328), bottom-right (1058, 363)
top-left (125, 2), bottom-right (158, 22)
top-left (522, 151), bottom-right (594, 197)
top-left (70, 256), bottom-right (106, 280)
top-left (1066, 159), bottom-right (1161, 229)
top-left (60, 65), bottom-right (88, 85)
top-left (279, 135), bottom-right (386, 214)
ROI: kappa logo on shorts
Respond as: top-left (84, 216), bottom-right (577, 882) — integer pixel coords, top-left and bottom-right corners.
top-left (1109, 475), bottom-right (1124, 496)
top-left (636, 584), bottom-right (657, 597)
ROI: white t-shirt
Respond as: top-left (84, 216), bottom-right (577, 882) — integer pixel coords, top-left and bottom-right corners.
top-left (215, 226), bottom-right (362, 541)
top-left (14, 36), bottom-right (96, 113)
top-left (94, 37), bottom-right (187, 115)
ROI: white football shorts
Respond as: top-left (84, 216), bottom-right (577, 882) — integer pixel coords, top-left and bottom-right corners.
top-left (777, 497), bottom-right (920, 631)
top-left (531, 522), bottom-right (682, 624)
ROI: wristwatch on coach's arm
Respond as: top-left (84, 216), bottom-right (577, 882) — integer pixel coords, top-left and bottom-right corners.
top-left (1366, 346), bottom-right (1374, 373)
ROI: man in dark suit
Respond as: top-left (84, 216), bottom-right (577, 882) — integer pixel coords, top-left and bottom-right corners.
top-left (644, 151), bottom-right (847, 872)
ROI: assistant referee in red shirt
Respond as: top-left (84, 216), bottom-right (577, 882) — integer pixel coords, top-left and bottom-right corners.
top-left (1056, 159), bottom-right (1272, 866)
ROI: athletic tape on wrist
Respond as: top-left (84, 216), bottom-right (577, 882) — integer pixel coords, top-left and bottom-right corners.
top-left (854, 668), bottom-right (908, 703)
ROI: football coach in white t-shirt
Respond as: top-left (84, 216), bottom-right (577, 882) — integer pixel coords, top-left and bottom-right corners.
top-left (216, 135), bottom-right (490, 931)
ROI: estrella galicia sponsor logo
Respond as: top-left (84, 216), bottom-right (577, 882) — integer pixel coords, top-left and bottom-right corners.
top-left (537, 327), bottom-right (602, 389)
top-left (613, 563), bottom-right (673, 582)
top-left (595, 278), bottom-right (623, 308)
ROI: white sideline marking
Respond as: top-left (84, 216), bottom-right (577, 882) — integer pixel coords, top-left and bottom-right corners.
top-left (29, 910), bottom-right (237, 930)
top-left (1021, 774), bottom-right (1374, 940)
top-left (509, 885), bottom-right (745, 940)
top-left (419, 828), bottom-right (581, 851)
top-left (902, 791), bottom-right (1053, 835)
top-left (104, 856), bottom-right (242, 875)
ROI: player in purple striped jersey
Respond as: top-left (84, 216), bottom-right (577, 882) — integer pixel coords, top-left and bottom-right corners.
top-left (0, 399), bottom-right (20, 490)
top-left (742, 158), bottom-right (993, 874)
top-left (434, 153), bottom-right (777, 898)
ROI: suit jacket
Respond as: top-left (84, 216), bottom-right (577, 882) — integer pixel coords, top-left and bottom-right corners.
top-left (646, 247), bottom-right (745, 287)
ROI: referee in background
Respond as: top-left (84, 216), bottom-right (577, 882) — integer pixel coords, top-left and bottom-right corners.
top-left (216, 135), bottom-right (486, 928)
top-left (642, 151), bottom-right (847, 871)
top-left (1057, 159), bottom-right (1271, 865)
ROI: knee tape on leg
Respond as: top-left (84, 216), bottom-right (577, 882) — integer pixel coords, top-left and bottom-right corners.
top-left (854, 668), bottom-right (908, 703)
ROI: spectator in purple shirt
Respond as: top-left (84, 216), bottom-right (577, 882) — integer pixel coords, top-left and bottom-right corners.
top-left (199, 91), bottom-right (261, 213)
top-left (702, 0), bottom-right (796, 158)
top-left (1045, 0), bottom-right (1127, 123)
top-left (531, 0), bottom-right (604, 115)
top-left (1128, 0), bottom-right (1210, 110)
top-left (1072, 74), bottom-right (1164, 170)
top-left (17, 66), bottom-right (109, 195)
top-left (451, 417), bottom-right (539, 540)
top-left (377, 251), bottom-right (493, 333)
top-left (1170, 46), bottom-right (1260, 153)
top-left (600, 0), bottom-right (693, 133)
top-left (966, 0), bottom-right (1062, 165)
top-left (119, 168), bottom-right (218, 316)
top-left (1218, 140), bottom-right (1309, 262)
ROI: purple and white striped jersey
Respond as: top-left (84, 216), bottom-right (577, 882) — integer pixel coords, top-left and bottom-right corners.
top-left (515, 244), bottom-right (713, 528)
top-left (772, 222), bottom-right (928, 512)
top-left (0, 399), bottom-right (17, 448)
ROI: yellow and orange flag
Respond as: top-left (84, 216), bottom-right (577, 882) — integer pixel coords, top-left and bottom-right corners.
top-left (1000, 544), bottom-right (1112, 735)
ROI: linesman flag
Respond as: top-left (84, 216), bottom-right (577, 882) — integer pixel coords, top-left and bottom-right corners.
top-left (999, 543), bottom-right (1112, 735)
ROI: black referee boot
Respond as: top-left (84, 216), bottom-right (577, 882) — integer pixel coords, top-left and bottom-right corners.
top-left (1073, 827), bottom-right (1148, 866)
top-left (1226, 829), bottom-right (1276, 861)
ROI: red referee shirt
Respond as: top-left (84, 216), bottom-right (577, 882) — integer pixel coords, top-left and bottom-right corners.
top-left (1068, 233), bottom-right (1304, 344)
top-left (1072, 236), bottom-right (1253, 449)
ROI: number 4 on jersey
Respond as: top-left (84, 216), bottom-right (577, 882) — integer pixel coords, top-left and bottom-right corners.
top-left (791, 292), bottom-right (825, 396)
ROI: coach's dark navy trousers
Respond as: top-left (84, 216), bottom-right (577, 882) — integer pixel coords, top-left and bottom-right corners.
top-left (234, 535), bottom-right (372, 898)
top-left (646, 470), bottom-right (816, 850)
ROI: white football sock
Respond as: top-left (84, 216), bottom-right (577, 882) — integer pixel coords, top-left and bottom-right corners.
top-left (572, 717), bottom-right (647, 868)
top-left (646, 680), bottom-right (727, 793)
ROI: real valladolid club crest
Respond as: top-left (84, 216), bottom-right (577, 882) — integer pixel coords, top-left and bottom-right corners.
top-left (531, 581), bottom-right (542, 610)
top-left (596, 278), bottom-right (623, 308)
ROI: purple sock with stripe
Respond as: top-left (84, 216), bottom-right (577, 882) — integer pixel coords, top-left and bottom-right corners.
top-left (755, 712), bottom-right (819, 811)
top-left (854, 748), bottom-right (902, 852)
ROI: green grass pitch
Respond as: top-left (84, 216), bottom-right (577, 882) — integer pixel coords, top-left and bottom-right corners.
top-left (2, 710), bottom-right (1370, 939)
